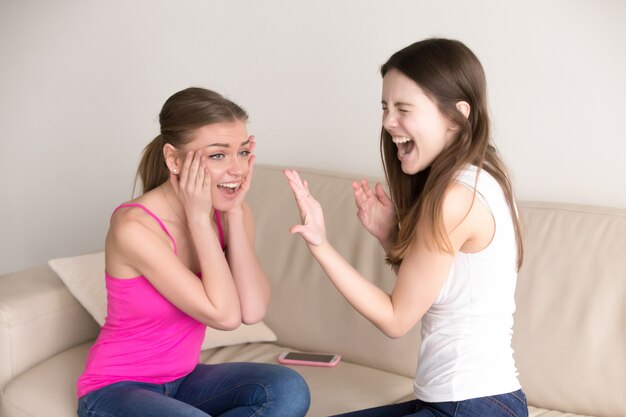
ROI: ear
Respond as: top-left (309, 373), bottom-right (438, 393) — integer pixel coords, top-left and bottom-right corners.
top-left (456, 101), bottom-right (471, 119)
top-left (163, 143), bottom-right (181, 174)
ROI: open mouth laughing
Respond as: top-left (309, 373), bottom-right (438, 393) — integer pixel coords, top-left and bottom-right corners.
top-left (217, 181), bottom-right (241, 195)
top-left (392, 136), bottom-right (415, 157)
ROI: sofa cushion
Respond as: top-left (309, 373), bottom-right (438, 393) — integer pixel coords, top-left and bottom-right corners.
top-left (199, 343), bottom-right (416, 416)
top-left (1, 343), bottom-right (89, 417)
top-left (2, 341), bottom-right (415, 417)
top-left (48, 251), bottom-right (277, 351)
top-left (528, 406), bottom-right (595, 417)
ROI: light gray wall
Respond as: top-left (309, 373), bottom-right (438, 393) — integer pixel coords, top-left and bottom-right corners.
top-left (1, 0), bottom-right (625, 274)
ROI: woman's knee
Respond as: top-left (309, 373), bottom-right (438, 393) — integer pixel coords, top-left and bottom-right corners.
top-left (264, 365), bottom-right (311, 414)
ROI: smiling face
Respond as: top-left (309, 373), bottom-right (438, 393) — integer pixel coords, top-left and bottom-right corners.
top-left (174, 120), bottom-right (251, 211)
top-left (381, 69), bottom-right (458, 175)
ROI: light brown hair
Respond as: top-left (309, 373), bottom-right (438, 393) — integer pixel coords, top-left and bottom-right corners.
top-left (136, 87), bottom-right (248, 194)
top-left (381, 38), bottom-right (523, 270)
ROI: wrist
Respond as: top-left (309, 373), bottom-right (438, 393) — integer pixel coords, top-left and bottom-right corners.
top-left (187, 211), bottom-right (212, 228)
top-left (225, 207), bottom-right (245, 218)
top-left (307, 238), bottom-right (331, 253)
top-left (379, 228), bottom-right (397, 251)
top-left (224, 210), bottom-right (245, 231)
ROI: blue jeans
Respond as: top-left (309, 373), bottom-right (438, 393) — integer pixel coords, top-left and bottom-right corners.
top-left (77, 362), bottom-right (310, 417)
top-left (331, 390), bottom-right (528, 417)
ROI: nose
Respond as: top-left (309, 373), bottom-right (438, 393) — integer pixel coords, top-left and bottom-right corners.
top-left (228, 155), bottom-right (245, 177)
top-left (382, 110), bottom-right (397, 131)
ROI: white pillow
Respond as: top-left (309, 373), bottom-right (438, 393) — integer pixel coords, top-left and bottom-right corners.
top-left (48, 251), bottom-right (277, 350)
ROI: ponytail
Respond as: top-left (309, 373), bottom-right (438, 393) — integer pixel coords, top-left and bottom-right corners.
top-left (135, 134), bottom-right (169, 195)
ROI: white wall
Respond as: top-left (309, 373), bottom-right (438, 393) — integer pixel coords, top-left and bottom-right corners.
top-left (1, 0), bottom-right (625, 274)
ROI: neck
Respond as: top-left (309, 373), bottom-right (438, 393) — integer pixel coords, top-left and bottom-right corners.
top-left (160, 182), bottom-right (188, 226)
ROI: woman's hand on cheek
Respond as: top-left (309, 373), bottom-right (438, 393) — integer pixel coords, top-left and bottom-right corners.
top-left (228, 135), bottom-right (256, 214)
top-left (171, 151), bottom-right (213, 223)
top-left (284, 169), bottom-right (327, 246)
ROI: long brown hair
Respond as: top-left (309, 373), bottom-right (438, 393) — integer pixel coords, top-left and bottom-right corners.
top-left (381, 38), bottom-right (523, 270)
top-left (136, 87), bottom-right (248, 194)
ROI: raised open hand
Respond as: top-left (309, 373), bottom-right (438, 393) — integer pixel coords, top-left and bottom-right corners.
top-left (284, 169), bottom-right (326, 246)
top-left (353, 179), bottom-right (397, 243)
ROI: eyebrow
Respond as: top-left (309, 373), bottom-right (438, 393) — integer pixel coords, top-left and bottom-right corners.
top-left (381, 100), bottom-right (413, 107)
top-left (206, 139), bottom-right (250, 148)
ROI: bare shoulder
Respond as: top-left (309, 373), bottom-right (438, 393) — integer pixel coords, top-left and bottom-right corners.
top-left (441, 182), bottom-right (478, 229)
top-left (106, 205), bottom-right (171, 259)
top-left (109, 205), bottom-right (152, 238)
top-left (442, 182), bottom-right (494, 251)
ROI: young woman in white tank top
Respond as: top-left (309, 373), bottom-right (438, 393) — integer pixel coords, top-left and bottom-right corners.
top-left (285, 38), bottom-right (528, 417)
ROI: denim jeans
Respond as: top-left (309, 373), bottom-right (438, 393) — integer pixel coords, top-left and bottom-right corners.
top-left (77, 362), bottom-right (310, 417)
top-left (330, 389), bottom-right (528, 417)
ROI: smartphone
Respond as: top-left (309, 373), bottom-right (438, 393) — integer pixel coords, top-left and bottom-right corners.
top-left (277, 351), bottom-right (341, 367)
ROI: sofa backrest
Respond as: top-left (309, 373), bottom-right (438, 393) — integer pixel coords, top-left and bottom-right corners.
top-left (513, 201), bottom-right (626, 417)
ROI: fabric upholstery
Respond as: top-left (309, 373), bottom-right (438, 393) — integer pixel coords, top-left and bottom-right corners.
top-left (513, 202), bottom-right (626, 417)
top-left (1, 165), bottom-right (624, 417)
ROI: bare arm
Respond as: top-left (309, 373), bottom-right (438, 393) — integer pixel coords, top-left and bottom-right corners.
top-left (108, 211), bottom-right (242, 330)
top-left (285, 169), bottom-right (490, 337)
top-left (223, 138), bottom-right (271, 323)
top-left (225, 202), bottom-right (271, 324)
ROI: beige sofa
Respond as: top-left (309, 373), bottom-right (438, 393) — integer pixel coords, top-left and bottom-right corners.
top-left (1, 164), bottom-right (624, 417)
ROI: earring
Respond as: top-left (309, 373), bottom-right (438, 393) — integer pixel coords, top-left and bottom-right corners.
top-left (173, 168), bottom-right (178, 173)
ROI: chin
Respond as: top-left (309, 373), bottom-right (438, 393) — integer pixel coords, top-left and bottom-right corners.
top-left (212, 193), bottom-right (243, 213)
top-left (400, 154), bottom-right (433, 175)
top-left (211, 200), bottom-right (235, 213)
top-left (400, 161), bottom-right (421, 176)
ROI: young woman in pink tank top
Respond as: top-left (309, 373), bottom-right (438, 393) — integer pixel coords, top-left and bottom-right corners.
top-left (77, 88), bottom-right (310, 417)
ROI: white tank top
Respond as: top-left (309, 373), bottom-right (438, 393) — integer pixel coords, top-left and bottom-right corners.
top-left (413, 165), bottom-right (521, 402)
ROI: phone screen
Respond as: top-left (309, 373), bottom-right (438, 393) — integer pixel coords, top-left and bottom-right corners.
top-left (283, 352), bottom-right (336, 362)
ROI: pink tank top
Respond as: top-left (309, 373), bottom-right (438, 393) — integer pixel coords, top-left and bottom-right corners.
top-left (76, 204), bottom-right (226, 398)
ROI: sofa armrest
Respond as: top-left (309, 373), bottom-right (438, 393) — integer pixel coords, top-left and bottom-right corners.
top-left (0, 265), bottom-right (99, 391)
